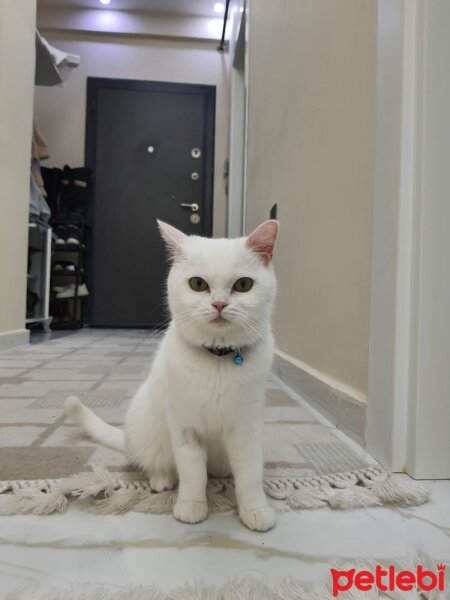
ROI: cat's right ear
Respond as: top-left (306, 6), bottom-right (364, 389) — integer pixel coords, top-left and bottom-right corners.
top-left (157, 220), bottom-right (188, 259)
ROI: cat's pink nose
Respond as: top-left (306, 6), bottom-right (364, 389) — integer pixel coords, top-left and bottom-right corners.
top-left (212, 301), bottom-right (228, 314)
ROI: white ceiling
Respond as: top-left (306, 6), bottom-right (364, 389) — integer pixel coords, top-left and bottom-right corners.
top-left (37, 0), bottom-right (225, 17)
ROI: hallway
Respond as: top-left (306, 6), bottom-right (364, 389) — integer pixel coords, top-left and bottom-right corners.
top-left (1, 0), bottom-right (450, 596)
top-left (0, 330), bottom-right (449, 595)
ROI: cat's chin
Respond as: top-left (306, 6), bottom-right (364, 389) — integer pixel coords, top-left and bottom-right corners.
top-left (176, 320), bottom-right (259, 350)
top-left (210, 316), bottom-right (228, 325)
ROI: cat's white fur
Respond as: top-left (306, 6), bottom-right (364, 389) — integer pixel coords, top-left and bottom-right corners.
top-left (65, 220), bottom-right (279, 531)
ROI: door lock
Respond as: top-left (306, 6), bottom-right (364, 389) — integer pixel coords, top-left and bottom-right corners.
top-left (180, 202), bottom-right (199, 212)
top-left (190, 214), bottom-right (200, 224)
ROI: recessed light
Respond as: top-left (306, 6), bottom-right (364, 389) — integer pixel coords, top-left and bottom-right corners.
top-left (214, 2), bottom-right (225, 13)
top-left (99, 0), bottom-right (111, 5)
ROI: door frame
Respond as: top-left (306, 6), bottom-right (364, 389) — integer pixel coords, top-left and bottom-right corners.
top-left (84, 77), bottom-right (216, 326)
top-left (367, 0), bottom-right (450, 479)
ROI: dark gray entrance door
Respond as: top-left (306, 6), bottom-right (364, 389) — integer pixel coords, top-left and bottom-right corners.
top-left (85, 78), bottom-right (215, 327)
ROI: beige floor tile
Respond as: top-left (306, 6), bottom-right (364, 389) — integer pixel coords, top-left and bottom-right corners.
top-left (0, 398), bottom-right (63, 424)
top-left (0, 368), bottom-right (28, 377)
top-left (0, 426), bottom-right (45, 446)
top-left (26, 370), bottom-right (101, 381)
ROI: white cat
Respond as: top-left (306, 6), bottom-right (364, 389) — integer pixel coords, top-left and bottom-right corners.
top-left (65, 219), bottom-right (279, 531)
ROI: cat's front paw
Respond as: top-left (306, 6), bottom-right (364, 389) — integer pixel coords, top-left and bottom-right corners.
top-left (239, 504), bottom-right (276, 531)
top-left (173, 499), bottom-right (208, 524)
top-left (149, 473), bottom-right (177, 492)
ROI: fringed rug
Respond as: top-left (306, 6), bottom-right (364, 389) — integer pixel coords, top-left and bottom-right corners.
top-left (6, 555), bottom-right (449, 599)
top-left (0, 462), bottom-right (429, 517)
top-left (0, 329), bottom-right (429, 516)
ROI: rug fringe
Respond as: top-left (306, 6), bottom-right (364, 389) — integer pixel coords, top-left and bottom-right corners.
top-left (367, 472), bottom-right (430, 506)
top-left (5, 569), bottom-right (447, 600)
top-left (91, 489), bottom-right (152, 515)
top-left (132, 490), bottom-right (175, 514)
top-left (70, 464), bottom-right (115, 499)
top-left (328, 486), bottom-right (381, 509)
top-left (287, 485), bottom-right (333, 509)
top-left (0, 464), bottom-right (429, 516)
top-left (0, 487), bottom-right (67, 516)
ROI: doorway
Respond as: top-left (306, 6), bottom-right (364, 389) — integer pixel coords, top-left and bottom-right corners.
top-left (85, 78), bottom-right (216, 328)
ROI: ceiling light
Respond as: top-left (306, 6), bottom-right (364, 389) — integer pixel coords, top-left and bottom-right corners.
top-left (99, 0), bottom-right (111, 5)
top-left (214, 3), bottom-right (225, 13)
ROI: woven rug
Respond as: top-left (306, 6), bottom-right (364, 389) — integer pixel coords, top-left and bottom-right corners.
top-left (0, 329), bottom-right (428, 515)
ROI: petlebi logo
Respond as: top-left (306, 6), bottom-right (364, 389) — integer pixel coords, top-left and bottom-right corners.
top-left (330, 563), bottom-right (446, 597)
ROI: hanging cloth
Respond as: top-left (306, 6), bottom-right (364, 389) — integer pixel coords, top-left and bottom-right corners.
top-left (31, 123), bottom-right (49, 161)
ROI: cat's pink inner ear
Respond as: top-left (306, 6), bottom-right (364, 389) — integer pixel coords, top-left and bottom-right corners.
top-left (157, 220), bottom-right (188, 258)
top-left (246, 220), bottom-right (279, 265)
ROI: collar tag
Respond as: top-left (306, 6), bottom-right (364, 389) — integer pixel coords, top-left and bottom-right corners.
top-left (234, 352), bottom-right (244, 365)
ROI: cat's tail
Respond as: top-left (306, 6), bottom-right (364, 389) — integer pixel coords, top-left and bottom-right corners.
top-left (65, 396), bottom-right (125, 452)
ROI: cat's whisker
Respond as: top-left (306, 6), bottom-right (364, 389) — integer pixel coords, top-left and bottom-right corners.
top-left (240, 314), bottom-right (266, 336)
top-left (239, 319), bottom-right (261, 343)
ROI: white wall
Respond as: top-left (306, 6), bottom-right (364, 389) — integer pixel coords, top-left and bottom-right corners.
top-left (245, 0), bottom-right (377, 400)
top-left (34, 9), bottom-right (230, 236)
top-left (37, 5), bottom-right (223, 42)
top-left (0, 0), bottom-right (36, 348)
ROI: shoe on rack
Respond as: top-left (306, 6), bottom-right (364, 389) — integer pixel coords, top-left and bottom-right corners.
top-left (53, 261), bottom-right (78, 272)
top-left (54, 226), bottom-right (67, 248)
top-left (56, 283), bottom-right (89, 299)
top-left (52, 285), bottom-right (66, 293)
top-left (66, 224), bottom-right (81, 247)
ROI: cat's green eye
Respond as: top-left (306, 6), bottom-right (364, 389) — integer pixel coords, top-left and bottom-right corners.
top-left (189, 277), bottom-right (209, 292)
top-left (232, 277), bottom-right (254, 293)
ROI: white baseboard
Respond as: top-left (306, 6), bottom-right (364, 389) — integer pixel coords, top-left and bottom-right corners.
top-left (0, 329), bottom-right (30, 352)
top-left (273, 350), bottom-right (367, 447)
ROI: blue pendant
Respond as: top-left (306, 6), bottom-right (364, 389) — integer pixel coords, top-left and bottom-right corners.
top-left (234, 353), bottom-right (244, 365)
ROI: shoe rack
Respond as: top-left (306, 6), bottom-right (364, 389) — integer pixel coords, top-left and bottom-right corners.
top-left (50, 219), bottom-right (88, 330)
top-left (45, 166), bottom-right (92, 330)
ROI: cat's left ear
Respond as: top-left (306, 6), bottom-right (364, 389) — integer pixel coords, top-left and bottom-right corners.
top-left (246, 220), bottom-right (279, 265)
top-left (157, 220), bottom-right (188, 259)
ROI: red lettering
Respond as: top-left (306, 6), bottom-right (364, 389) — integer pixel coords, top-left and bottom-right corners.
top-left (354, 570), bottom-right (374, 591)
top-left (330, 568), bottom-right (355, 597)
top-left (396, 571), bottom-right (415, 591)
top-left (438, 565), bottom-right (446, 591)
top-left (375, 565), bottom-right (388, 591)
top-left (388, 565), bottom-right (395, 591)
top-left (417, 566), bottom-right (437, 592)
top-left (330, 563), bottom-right (444, 595)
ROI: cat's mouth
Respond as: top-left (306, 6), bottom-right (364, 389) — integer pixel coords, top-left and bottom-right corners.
top-left (210, 315), bottom-right (229, 325)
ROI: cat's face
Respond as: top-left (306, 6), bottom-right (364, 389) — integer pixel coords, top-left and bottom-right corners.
top-left (159, 221), bottom-right (279, 348)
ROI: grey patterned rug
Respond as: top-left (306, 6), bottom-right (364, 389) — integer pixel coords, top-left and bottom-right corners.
top-left (0, 329), bottom-right (428, 515)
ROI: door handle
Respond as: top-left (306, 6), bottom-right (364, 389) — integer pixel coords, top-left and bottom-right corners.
top-left (180, 203), bottom-right (199, 212)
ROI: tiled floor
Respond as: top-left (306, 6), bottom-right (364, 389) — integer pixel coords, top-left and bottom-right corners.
top-left (0, 329), bottom-right (449, 595)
